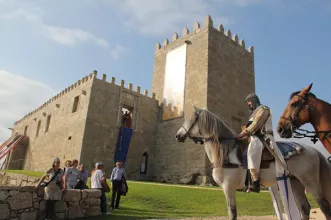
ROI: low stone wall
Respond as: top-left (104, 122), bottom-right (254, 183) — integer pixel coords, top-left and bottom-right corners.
top-left (0, 172), bottom-right (40, 187)
top-left (0, 172), bottom-right (101, 220)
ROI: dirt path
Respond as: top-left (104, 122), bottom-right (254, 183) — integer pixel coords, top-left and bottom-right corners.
top-left (148, 208), bottom-right (323, 220)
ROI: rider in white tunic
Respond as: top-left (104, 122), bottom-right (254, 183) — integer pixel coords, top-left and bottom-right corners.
top-left (237, 94), bottom-right (286, 193)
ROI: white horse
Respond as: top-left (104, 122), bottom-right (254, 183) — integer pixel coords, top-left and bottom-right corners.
top-left (175, 106), bottom-right (331, 220)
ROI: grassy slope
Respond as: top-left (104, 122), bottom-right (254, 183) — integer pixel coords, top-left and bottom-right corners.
top-left (3, 170), bottom-right (319, 220)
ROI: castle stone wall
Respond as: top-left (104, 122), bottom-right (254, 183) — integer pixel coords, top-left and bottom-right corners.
top-left (80, 77), bottom-right (159, 179)
top-left (12, 72), bottom-right (96, 171)
top-left (151, 16), bottom-right (255, 183)
top-left (151, 20), bottom-right (210, 183)
top-left (207, 18), bottom-right (255, 132)
top-left (7, 15), bottom-right (255, 185)
top-left (6, 137), bottom-right (29, 170)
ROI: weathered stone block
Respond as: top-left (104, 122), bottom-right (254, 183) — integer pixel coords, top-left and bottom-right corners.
top-left (10, 210), bottom-right (18, 217)
top-left (7, 192), bottom-right (32, 210)
top-left (33, 202), bottom-right (39, 209)
top-left (178, 172), bottom-right (200, 185)
top-left (85, 206), bottom-right (100, 216)
top-left (63, 190), bottom-right (81, 202)
top-left (81, 190), bottom-right (88, 199)
top-left (0, 186), bottom-right (21, 191)
top-left (55, 201), bottom-right (67, 212)
top-left (82, 198), bottom-right (100, 206)
top-left (83, 189), bottom-right (101, 198)
top-left (9, 179), bottom-right (17, 185)
top-left (21, 211), bottom-right (38, 220)
top-left (28, 176), bottom-right (40, 183)
top-left (22, 186), bottom-right (36, 192)
top-left (67, 205), bottom-right (84, 219)
top-left (0, 204), bottom-right (10, 219)
top-left (0, 191), bottom-right (9, 202)
top-left (9, 190), bottom-right (20, 196)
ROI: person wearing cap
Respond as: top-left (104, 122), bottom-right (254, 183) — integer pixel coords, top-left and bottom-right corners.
top-left (110, 160), bottom-right (126, 210)
top-left (36, 157), bottom-right (64, 220)
top-left (236, 94), bottom-right (286, 193)
top-left (90, 162), bottom-right (110, 215)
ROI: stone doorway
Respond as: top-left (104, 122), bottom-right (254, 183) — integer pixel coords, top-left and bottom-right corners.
top-left (121, 105), bottom-right (133, 129)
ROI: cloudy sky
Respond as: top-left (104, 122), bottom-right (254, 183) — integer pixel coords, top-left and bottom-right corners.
top-left (0, 0), bottom-right (330, 157)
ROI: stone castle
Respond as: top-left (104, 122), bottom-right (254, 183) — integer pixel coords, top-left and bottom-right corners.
top-left (4, 15), bottom-right (255, 184)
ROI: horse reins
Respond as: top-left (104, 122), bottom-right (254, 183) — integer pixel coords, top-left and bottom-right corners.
top-left (280, 94), bottom-right (331, 144)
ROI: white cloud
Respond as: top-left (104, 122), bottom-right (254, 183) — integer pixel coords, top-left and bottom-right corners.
top-left (106, 0), bottom-right (231, 36)
top-left (105, 0), bottom-right (267, 36)
top-left (0, 70), bottom-right (56, 144)
top-left (0, 6), bottom-right (127, 59)
top-left (109, 45), bottom-right (127, 60)
top-left (42, 25), bottom-right (109, 48)
top-left (0, 7), bottom-right (42, 21)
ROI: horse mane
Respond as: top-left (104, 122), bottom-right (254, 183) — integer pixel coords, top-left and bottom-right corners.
top-left (289, 91), bottom-right (316, 101)
top-left (197, 109), bottom-right (237, 168)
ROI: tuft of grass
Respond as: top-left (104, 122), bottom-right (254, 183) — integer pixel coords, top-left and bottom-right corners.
top-left (2, 170), bottom-right (319, 220)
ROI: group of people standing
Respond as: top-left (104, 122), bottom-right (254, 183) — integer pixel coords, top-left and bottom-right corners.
top-left (63, 159), bottom-right (89, 190)
top-left (90, 160), bottom-right (128, 215)
top-left (36, 158), bottom-right (128, 220)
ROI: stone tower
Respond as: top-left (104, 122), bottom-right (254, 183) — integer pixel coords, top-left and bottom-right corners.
top-left (151, 15), bottom-right (255, 183)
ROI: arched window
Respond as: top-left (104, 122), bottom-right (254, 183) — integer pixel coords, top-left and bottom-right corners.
top-left (140, 152), bottom-right (148, 174)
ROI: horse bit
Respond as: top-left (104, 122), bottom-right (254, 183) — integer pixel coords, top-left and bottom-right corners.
top-left (280, 94), bottom-right (331, 144)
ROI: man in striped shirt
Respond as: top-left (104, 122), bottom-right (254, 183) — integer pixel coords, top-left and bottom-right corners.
top-left (110, 160), bottom-right (126, 210)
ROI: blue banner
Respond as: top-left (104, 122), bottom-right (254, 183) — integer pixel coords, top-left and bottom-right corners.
top-left (114, 127), bottom-right (133, 165)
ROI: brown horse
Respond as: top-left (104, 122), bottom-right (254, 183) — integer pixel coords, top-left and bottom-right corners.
top-left (277, 83), bottom-right (331, 154)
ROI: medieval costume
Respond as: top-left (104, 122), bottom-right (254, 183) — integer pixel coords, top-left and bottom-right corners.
top-left (237, 94), bottom-right (301, 219)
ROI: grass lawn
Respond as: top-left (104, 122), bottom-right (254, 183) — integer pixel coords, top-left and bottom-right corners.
top-left (3, 170), bottom-right (319, 219)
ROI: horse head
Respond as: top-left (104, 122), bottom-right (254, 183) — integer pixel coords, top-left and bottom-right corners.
top-left (277, 83), bottom-right (314, 138)
top-left (175, 105), bottom-right (202, 143)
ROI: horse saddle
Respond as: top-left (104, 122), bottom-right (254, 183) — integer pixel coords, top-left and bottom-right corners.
top-left (239, 140), bottom-right (304, 169)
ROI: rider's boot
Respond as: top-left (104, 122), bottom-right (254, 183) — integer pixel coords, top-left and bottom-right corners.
top-left (249, 169), bottom-right (261, 193)
top-left (249, 178), bottom-right (261, 193)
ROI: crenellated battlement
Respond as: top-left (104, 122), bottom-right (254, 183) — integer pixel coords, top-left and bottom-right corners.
top-left (14, 70), bottom-right (157, 126)
top-left (14, 71), bottom-right (98, 126)
top-left (97, 73), bottom-right (156, 99)
top-left (155, 15), bottom-right (254, 54)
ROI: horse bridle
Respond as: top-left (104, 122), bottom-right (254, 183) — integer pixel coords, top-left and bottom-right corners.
top-left (280, 94), bottom-right (331, 145)
top-left (180, 111), bottom-right (206, 144)
top-left (280, 94), bottom-right (311, 130)
top-left (180, 110), bottom-right (237, 145)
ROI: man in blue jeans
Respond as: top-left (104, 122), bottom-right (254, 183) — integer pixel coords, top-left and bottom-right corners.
top-left (110, 160), bottom-right (126, 209)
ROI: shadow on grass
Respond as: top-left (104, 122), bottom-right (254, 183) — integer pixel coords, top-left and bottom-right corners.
top-left (82, 207), bottom-right (214, 220)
